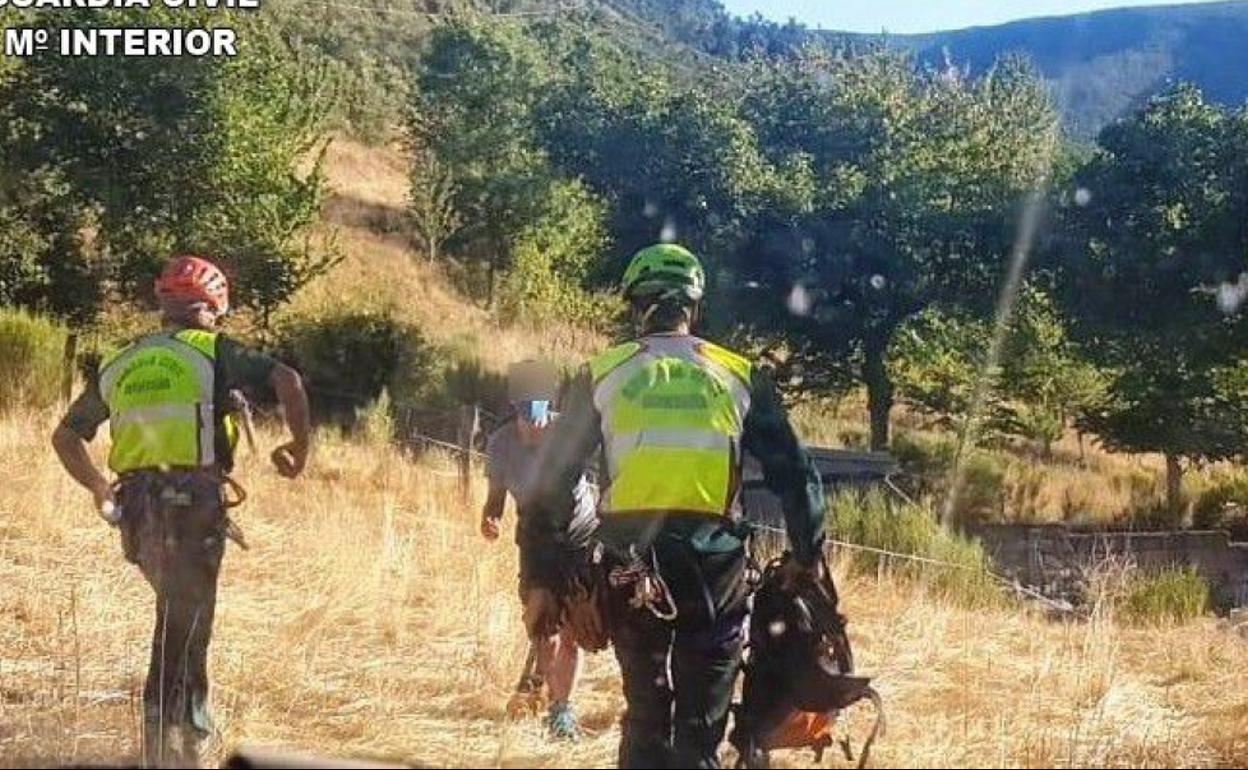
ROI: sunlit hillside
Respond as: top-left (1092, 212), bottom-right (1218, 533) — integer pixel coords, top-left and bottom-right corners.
top-left (2, 413), bottom-right (1246, 768)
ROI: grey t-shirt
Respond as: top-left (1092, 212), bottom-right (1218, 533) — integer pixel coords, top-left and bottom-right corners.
top-left (487, 422), bottom-right (598, 548)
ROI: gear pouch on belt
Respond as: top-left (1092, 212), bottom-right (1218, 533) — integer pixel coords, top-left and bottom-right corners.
top-left (116, 471), bottom-right (225, 566)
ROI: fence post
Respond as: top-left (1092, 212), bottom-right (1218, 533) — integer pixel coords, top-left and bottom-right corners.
top-left (61, 332), bottom-right (78, 404)
top-left (458, 404), bottom-right (479, 505)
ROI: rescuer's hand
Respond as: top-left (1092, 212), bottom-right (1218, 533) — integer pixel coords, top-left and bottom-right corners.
top-left (481, 516), bottom-right (501, 542)
top-left (272, 441), bottom-right (308, 479)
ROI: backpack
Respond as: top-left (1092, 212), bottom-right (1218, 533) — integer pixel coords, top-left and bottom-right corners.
top-left (731, 552), bottom-right (885, 768)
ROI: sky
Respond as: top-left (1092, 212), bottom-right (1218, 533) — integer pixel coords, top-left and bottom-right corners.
top-left (718, 0), bottom-right (1230, 34)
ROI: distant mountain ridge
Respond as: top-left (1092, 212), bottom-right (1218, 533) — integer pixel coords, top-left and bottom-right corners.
top-left (269, 0), bottom-right (1248, 137)
top-left (828, 1), bottom-right (1248, 134)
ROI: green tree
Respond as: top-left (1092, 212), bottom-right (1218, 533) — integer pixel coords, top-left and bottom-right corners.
top-left (499, 177), bottom-right (611, 326)
top-left (412, 21), bottom-right (634, 322)
top-left (998, 286), bottom-right (1108, 456)
top-left (735, 48), bottom-right (1060, 450)
top-left (535, 27), bottom-right (806, 275)
top-left (0, 207), bottom-right (48, 306)
top-left (1, 10), bottom-right (335, 326)
top-left (411, 21), bottom-right (556, 306)
top-left (409, 143), bottom-right (463, 264)
top-left (889, 305), bottom-right (998, 434)
top-left (1064, 84), bottom-right (1248, 517)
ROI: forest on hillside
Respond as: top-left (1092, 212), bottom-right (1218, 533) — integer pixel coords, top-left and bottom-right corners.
top-left (3, 3), bottom-right (1248, 530)
top-left (262, 0), bottom-right (1248, 137)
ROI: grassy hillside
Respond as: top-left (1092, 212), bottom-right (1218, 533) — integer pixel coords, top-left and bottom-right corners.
top-left (3, 412), bottom-right (1247, 767)
top-left (289, 136), bottom-right (604, 371)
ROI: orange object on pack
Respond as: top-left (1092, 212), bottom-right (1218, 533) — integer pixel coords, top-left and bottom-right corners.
top-left (762, 710), bottom-right (836, 752)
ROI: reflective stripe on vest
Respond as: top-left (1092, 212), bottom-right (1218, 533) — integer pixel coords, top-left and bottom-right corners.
top-left (100, 330), bottom-right (218, 473)
top-left (590, 334), bottom-right (752, 517)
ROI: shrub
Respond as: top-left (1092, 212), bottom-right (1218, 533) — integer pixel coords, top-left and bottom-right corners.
top-left (1126, 500), bottom-right (1184, 531)
top-left (828, 489), bottom-right (1000, 606)
top-left (496, 178), bottom-right (614, 330)
top-left (0, 307), bottom-right (66, 412)
top-left (276, 310), bottom-right (434, 428)
top-left (0, 206), bottom-right (49, 305)
top-left (891, 431), bottom-right (957, 475)
top-left (1120, 566), bottom-right (1210, 625)
top-left (891, 432), bottom-right (1006, 524)
top-left (430, 355), bottom-right (509, 415)
top-left (957, 452), bottom-right (1007, 524)
top-left (1193, 471), bottom-right (1248, 533)
top-left (390, 345), bottom-right (510, 441)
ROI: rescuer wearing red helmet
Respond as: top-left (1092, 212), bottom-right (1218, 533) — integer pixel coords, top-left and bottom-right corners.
top-left (51, 254), bottom-right (313, 767)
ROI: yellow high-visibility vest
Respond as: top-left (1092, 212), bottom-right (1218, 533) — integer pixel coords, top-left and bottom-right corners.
top-left (588, 334), bottom-right (753, 517)
top-left (99, 329), bottom-right (236, 473)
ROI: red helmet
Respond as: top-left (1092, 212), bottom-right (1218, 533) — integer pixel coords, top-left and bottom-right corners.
top-left (155, 255), bottom-right (230, 314)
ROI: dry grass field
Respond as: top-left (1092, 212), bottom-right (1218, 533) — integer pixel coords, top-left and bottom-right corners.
top-left (5, 137), bottom-right (1247, 769)
top-left (3, 411), bottom-right (1247, 769)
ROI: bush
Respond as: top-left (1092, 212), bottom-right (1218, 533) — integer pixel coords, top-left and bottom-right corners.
top-left (1120, 567), bottom-right (1210, 625)
top-left (496, 179), bottom-right (617, 331)
top-left (276, 310), bottom-right (435, 428)
top-left (891, 432), bottom-right (1006, 524)
top-left (0, 307), bottom-right (66, 412)
top-left (957, 452), bottom-right (1007, 524)
top-left (828, 489), bottom-right (1000, 606)
top-left (0, 205), bottom-right (49, 305)
top-left (1193, 471), bottom-right (1248, 533)
top-left (891, 431), bottom-right (957, 478)
top-left (427, 355), bottom-right (509, 415)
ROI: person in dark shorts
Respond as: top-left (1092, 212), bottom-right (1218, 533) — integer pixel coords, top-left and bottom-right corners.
top-left (51, 255), bottom-right (312, 768)
top-left (482, 367), bottom-right (598, 741)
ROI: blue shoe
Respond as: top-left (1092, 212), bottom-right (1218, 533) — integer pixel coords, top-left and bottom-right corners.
top-left (547, 700), bottom-right (581, 741)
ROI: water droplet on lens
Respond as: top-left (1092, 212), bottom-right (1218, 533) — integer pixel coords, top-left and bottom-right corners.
top-left (787, 284), bottom-right (812, 316)
top-left (660, 218), bottom-right (678, 243)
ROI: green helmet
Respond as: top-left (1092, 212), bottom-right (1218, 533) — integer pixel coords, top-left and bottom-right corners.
top-left (621, 243), bottom-right (706, 304)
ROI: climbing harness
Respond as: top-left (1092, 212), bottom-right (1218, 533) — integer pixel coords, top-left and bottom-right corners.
top-left (607, 545), bottom-right (679, 621)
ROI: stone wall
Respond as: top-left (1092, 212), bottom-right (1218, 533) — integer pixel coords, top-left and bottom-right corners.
top-left (967, 524), bottom-right (1248, 608)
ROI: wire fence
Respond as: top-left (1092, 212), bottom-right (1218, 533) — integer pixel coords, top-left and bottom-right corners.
top-left (747, 520), bottom-right (1082, 616)
top-left (298, 378), bottom-right (1080, 615)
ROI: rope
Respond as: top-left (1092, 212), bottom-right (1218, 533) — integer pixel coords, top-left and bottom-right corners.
top-left (410, 431), bottom-right (488, 460)
top-left (748, 521), bottom-right (1083, 615)
top-left (827, 537), bottom-right (980, 571)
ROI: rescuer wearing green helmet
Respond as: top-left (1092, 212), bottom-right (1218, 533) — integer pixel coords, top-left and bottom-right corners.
top-left (533, 243), bottom-right (827, 768)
